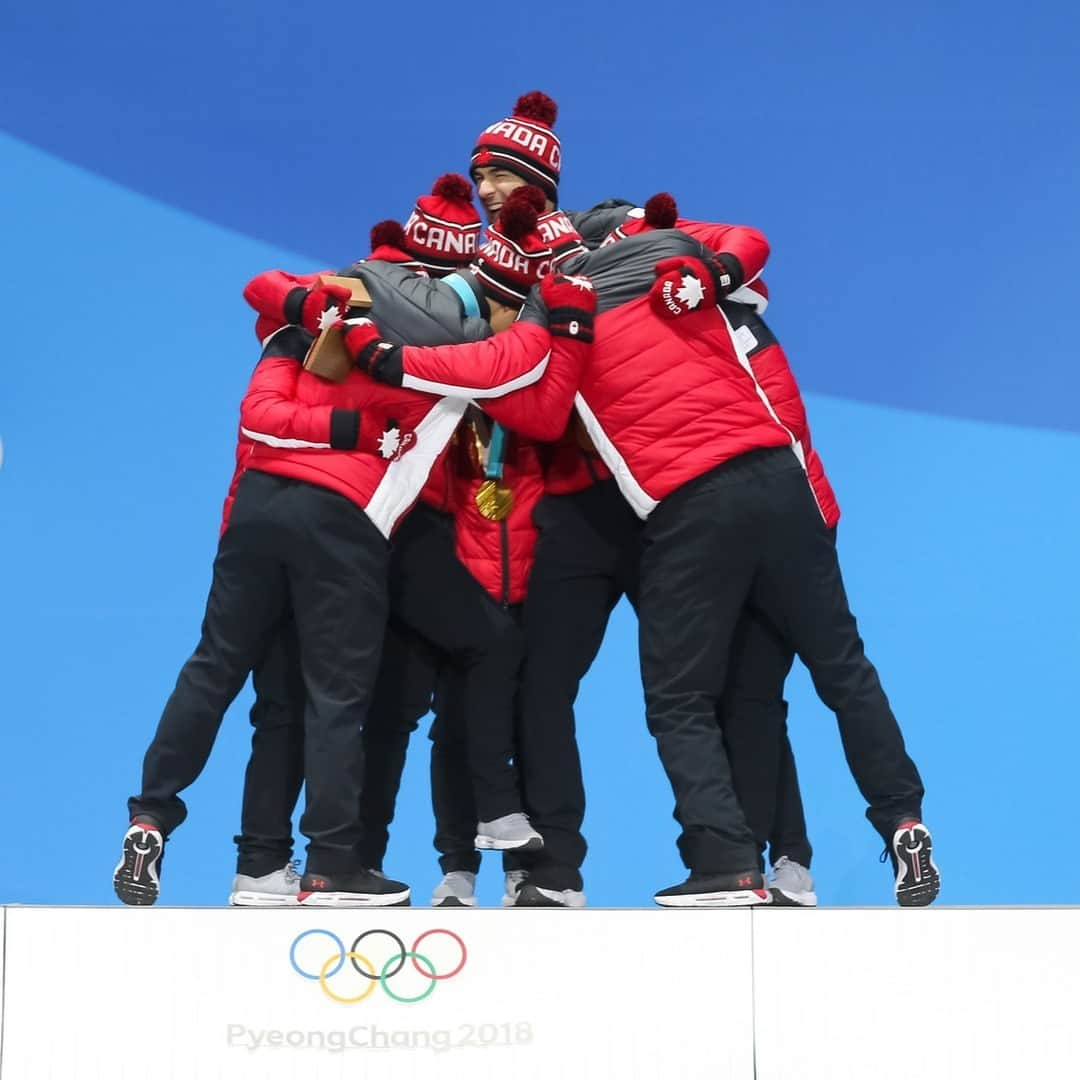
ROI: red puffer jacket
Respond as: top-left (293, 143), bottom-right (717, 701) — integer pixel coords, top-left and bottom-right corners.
top-left (239, 322), bottom-right (553, 537)
top-left (604, 217), bottom-right (840, 525)
top-left (540, 215), bottom-right (770, 498)
top-left (395, 230), bottom-right (809, 520)
top-left (445, 424), bottom-right (545, 605)
top-left (450, 317), bottom-right (595, 602)
top-left (730, 281), bottom-right (839, 527)
top-left (242, 264), bottom-right (455, 514)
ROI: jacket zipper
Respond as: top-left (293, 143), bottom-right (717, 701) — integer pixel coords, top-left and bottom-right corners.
top-left (499, 518), bottom-right (511, 608)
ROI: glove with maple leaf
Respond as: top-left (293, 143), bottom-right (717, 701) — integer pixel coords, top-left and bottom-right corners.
top-left (284, 282), bottom-right (354, 336)
top-left (342, 317), bottom-right (402, 380)
top-left (540, 272), bottom-right (597, 341)
top-left (331, 408), bottom-right (417, 462)
top-left (648, 255), bottom-right (736, 320)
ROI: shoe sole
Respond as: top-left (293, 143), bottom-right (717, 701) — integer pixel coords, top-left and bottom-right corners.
top-left (431, 896), bottom-right (477, 908)
top-left (474, 835), bottom-right (544, 852)
top-left (768, 888), bottom-right (818, 907)
top-left (229, 892), bottom-right (299, 907)
top-left (654, 889), bottom-right (772, 908)
top-left (298, 890), bottom-right (411, 907)
top-left (113, 827), bottom-right (162, 907)
top-left (894, 825), bottom-right (941, 907)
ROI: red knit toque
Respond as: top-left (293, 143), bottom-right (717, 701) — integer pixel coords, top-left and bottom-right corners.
top-left (470, 185), bottom-right (581, 307)
top-left (403, 174), bottom-right (482, 276)
top-left (367, 219), bottom-right (422, 267)
top-left (471, 91), bottom-right (562, 203)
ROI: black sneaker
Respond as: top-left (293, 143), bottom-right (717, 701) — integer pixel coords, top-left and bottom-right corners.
top-left (298, 869), bottom-right (410, 907)
top-left (654, 870), bottom-right (772, 908)
top-left (113, 821), bottom-right (164, 906)
top-left (514, 882), bottom-right (587, 908)
top-left (891, 821), bottom-right (940, 907)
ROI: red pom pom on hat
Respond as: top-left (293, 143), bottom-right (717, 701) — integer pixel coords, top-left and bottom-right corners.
top-left (498, 195), bottom-right (540, 242)
top-left (644, 193), bottom-right (678, 229)
top-left (507, 184), bottom-right (547, 214)
top-left (431, 173), bottom-right (473, 202)
top-left (513, 91), bottom-right (558, 128)
top-left (370, 220), bottom-right (408, 250)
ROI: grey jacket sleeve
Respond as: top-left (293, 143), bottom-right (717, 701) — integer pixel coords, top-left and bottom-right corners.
top-left (336, 261), bottom-right (493, 348)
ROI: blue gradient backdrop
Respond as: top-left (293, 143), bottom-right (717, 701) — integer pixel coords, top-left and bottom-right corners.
top-left (1, 0), bottom-right (1077, 907)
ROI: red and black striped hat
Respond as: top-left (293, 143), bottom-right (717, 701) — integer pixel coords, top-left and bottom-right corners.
top-left (471, 185), bottom-right (577, 308)
top-left (471, 92), bottom-right (562, 204)
top-left (402, 174), bottom-right (482, 276)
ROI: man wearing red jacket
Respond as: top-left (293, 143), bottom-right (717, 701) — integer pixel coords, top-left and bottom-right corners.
top-left (113, 196), bottom-right (584, 907)
top-left (240, 183), bottom-right (589, 905)
top-left (609, 198), bottom-right (831, 906)
top-left (345, 190), bottom-right (595, 905)
top-left (358, 206), bottom-right (940, 908)
top-left (466, 95), bottom-right (813, 906)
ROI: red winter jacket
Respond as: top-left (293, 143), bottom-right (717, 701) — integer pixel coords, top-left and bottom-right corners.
top-left (243, 264), bottom-right (458, 515)
top-left (603, 216), bottom-right (840, 526)
top-left (238, 322), bottom-right (552, 537)
top-left (535, 215), bottom-right (771, 498)
top-left (442, 319), bottom-right (593, 603)
top-left (730, 281), bottom-right (839, 527)
top-left (395, 229), bottom-right (824, 520)
top-left (444, 425), bottom-right (545, 605)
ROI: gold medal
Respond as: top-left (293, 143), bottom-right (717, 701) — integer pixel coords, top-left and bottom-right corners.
top-left (475, 479), bottom-right (514, 521)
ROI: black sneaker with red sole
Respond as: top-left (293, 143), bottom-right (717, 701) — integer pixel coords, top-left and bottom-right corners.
top-left (113, 822), bottom-right (164, 906)
top-left (891, 821), bottom-right (941, 907)
top-left (298, 869), bottom-right (411, 907)
top-left (654, 869), bottom-right (772, 908)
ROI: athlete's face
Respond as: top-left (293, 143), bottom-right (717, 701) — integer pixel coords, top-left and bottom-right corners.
top-left (471, 165), bottom-right (528, 223)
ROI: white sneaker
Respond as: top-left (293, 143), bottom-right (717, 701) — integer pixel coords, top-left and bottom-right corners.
top-left (431, 870), bottom-right (477, 908)
top-left (229, 861), bottom-right (301, 907)
top-left (502, 869), bottom-right (529, 908)
top-left (766, 856), bottom-right (818, 907)
top-left (475, 812), bottom-right (544, 852)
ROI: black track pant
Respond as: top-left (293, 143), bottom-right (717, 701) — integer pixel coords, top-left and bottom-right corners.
top-left (639, 448), bottom-right (924, 874)
top-left (359, 619), bottom-right (529, 876)
top-left (515, 480), bottom-right (643, 892)
top-left (356, 504), bottom-right (522, 870)
top-left (721, 605), bottom-right (812, 870)
top-left (129, 470), bottom-right (388, 874)
top-left (232, 618), bottom-right (306, 878)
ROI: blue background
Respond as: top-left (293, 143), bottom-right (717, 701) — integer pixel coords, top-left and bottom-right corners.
top-left (1, 0), bottom-right (1077, 907)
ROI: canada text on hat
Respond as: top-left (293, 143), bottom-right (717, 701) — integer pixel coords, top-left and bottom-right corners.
top-left (403, 174), bottom-right (482, 275)
top-left (471, 92), bottom-right (561, 203)
top-left (537, 210), bottom-right (587, 266)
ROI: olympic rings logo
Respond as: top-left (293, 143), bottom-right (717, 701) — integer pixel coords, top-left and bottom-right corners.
top-left (289, 928), bottom-right (467, 1005)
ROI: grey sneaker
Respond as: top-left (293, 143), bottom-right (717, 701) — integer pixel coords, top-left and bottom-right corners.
top-left (475, 813), bottom-right (544, 852)
top-left (767, 856), bottom-right (818, 907)
top-left (514, 882), bottom-right (587, 908)
top-left (432, 870), bottom-right (477, 908)
top-left (502, 869), bottom-right (529, 907)
top-left (229, 861), bottom-right (301, 907)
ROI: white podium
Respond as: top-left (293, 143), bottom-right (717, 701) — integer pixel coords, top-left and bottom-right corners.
top-left (0, 906), bottom-right (1077, 1079)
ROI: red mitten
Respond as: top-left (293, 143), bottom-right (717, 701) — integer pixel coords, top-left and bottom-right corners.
top-left (343, 317), bottom-right (402, 376)
top-left (297, 283), bottom-right (353, 335)
top-left (540, 272), bottom-right (597, 341)
top-left (329, 409), bottom-right (416, 461)
top-left (360, 417), bottom-right (417, 462)
top-left (648, 255), bottom-right (732, 319)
